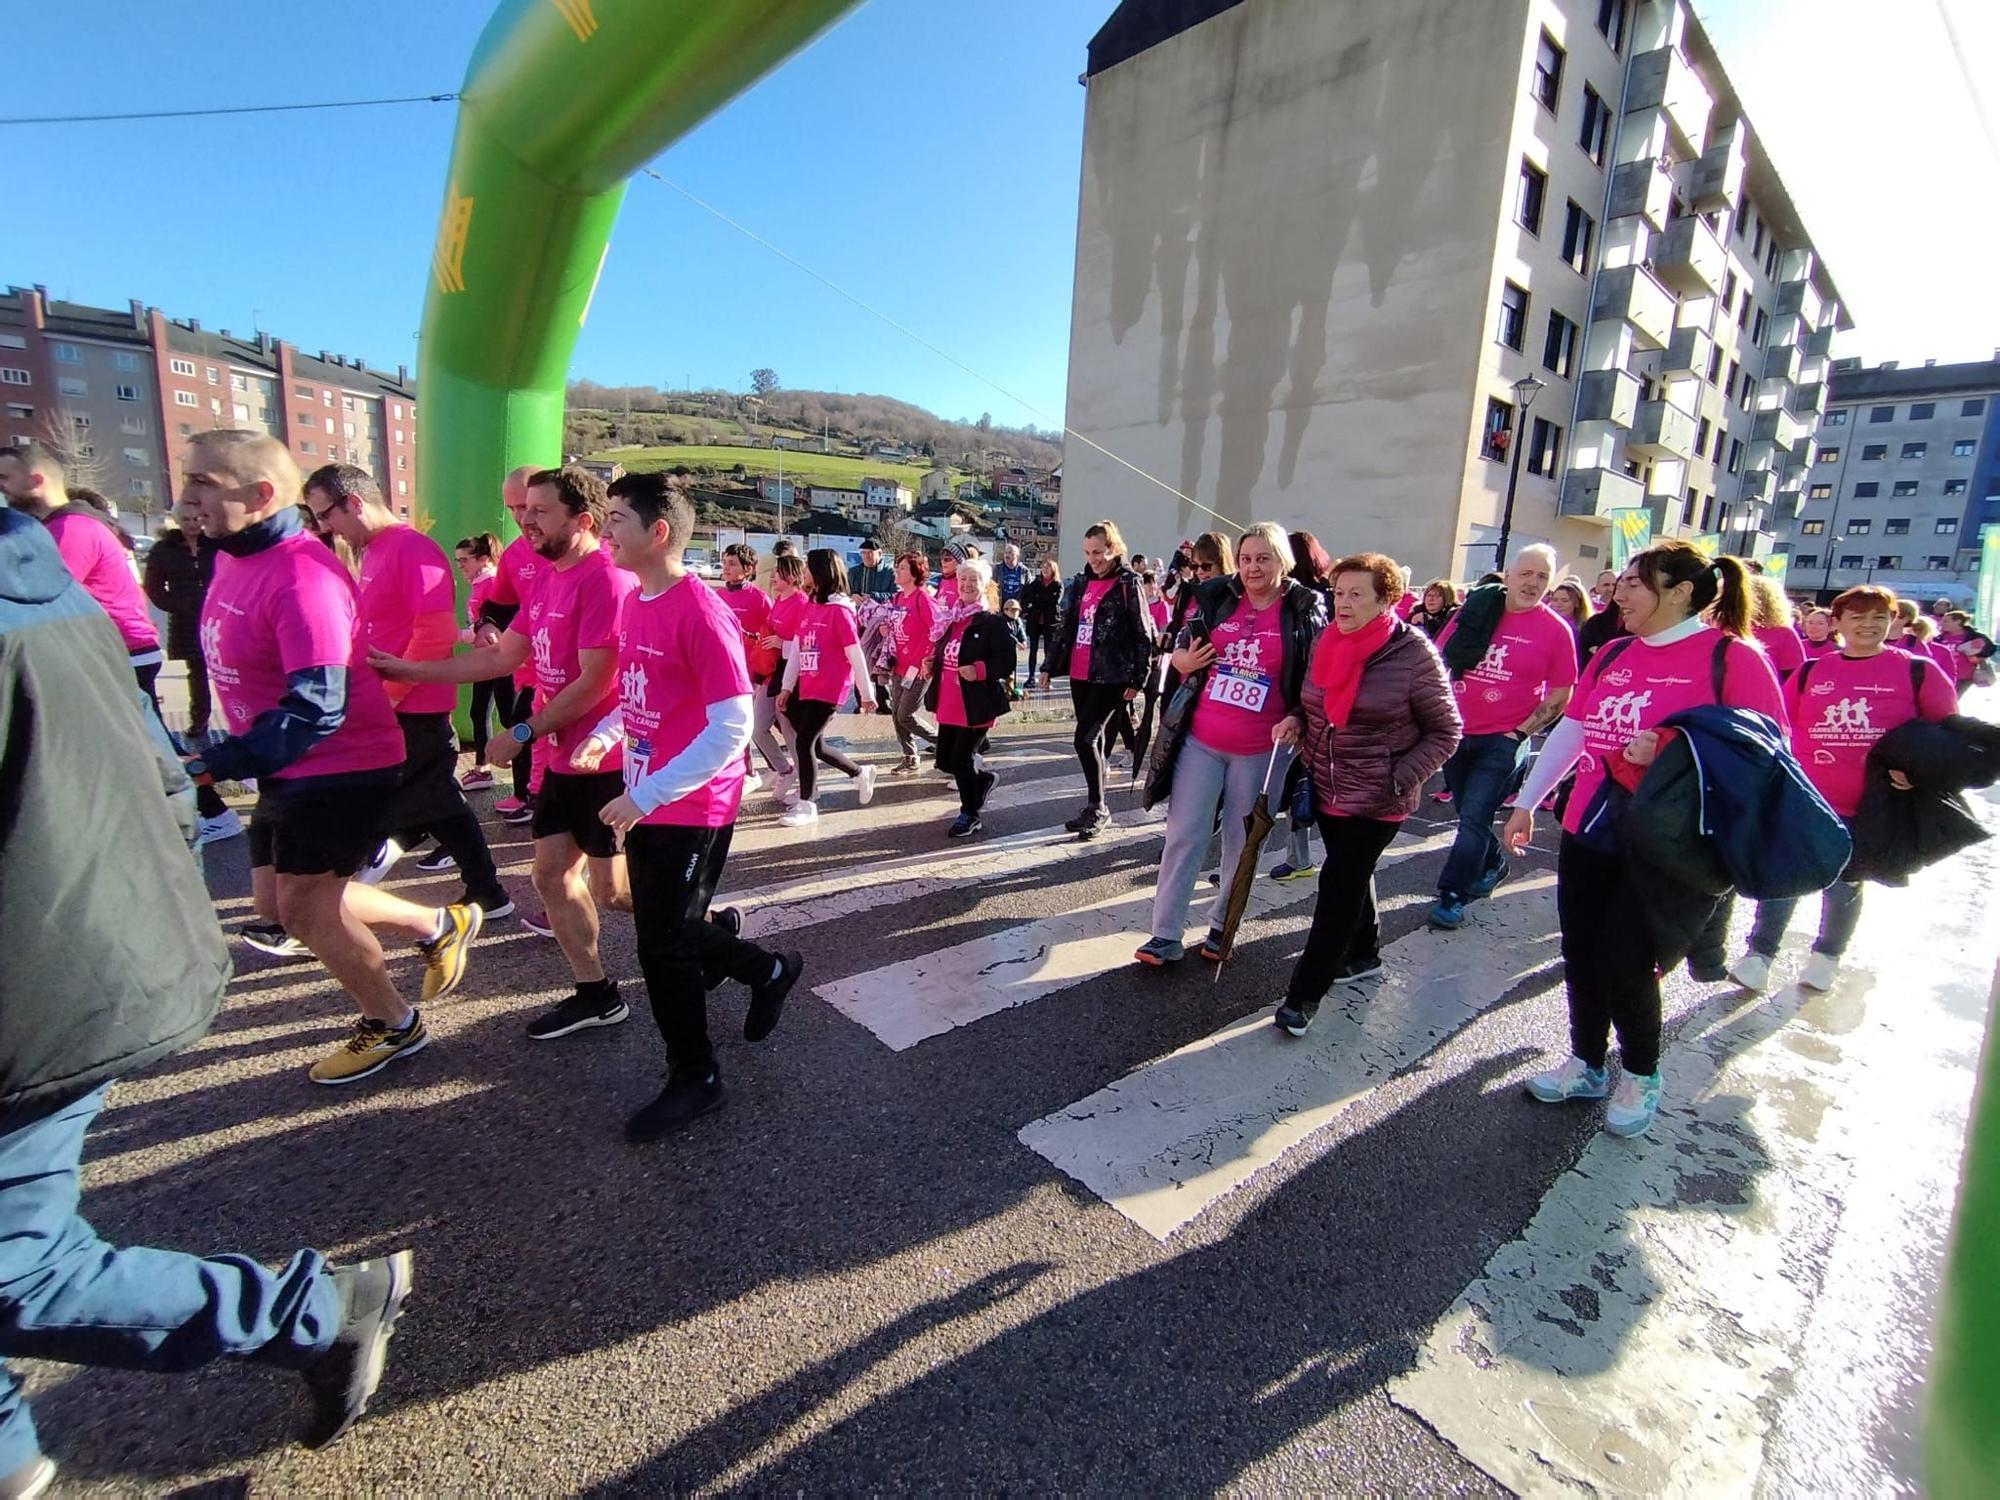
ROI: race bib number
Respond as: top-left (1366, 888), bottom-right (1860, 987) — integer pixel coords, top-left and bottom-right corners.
top-left (1076, 615), bottom-right (1096, 647)
top-left (622, 732), bottom-right (650, 789)
top-left (798, 649), bottom-right (821, 675)
top-left (1206, 665), bottom-right (1270, 713)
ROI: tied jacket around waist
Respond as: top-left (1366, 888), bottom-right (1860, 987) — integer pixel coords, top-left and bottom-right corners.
top-left (1299, 619), bottom-right (1461, 820)
top-left (1046, 560), bottom-right (1155, 689)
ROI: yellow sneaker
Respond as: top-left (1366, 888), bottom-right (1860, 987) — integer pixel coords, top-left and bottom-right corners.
top-left (310, 1013), bottom-right (428, 1085)
top-left (418, 903), bottom-right (483, 1003)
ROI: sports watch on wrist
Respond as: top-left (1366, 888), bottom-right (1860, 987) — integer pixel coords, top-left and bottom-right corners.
top-left (511, 721), bottom-right (535, 745)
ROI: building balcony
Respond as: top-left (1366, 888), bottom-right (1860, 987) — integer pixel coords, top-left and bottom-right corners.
top-left (1590, 263), bottom-right (1676, 350)
top-left (1609, 157), bottom-right (1672, 229)
top-left (1560, 465), bottom-right (1646, 521)
top-left (1774, 278), bottom-right (1825, 332)
top-left (1763, 343), bottom-right (1801, 384)
top-left (1779, 247), bottom-right (1817, 284)
top-left (1789, 381), bottom-right (1828, 419)
top-left (1689, 121), bottom-right (1747, 211)
top-left (1663, 323), bottom-right (1713, 380)
top-left (1650, 215), bottom-right (1726, 298)
top-left (1805, 324), bottom-right (1836, 359)
top-left (1630, 398), bottom-right (1698, 461)
top-left (1738, 466), bottom-right (1775, 500)
top-left (1576, 369), bottom-right (1641, 428)
top-left (1624, 46), bottom-right (1714, 157)
top-left (1753, 406), bottom-right (1810, 453)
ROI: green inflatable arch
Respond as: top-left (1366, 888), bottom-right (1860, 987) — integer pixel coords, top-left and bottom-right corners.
top-left (414, 0), bottom-right (858, 549)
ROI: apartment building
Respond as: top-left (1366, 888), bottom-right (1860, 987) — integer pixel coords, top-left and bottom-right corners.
top-left (0, 284), bottom-right (417, 535)
top-left (1060, 0), bottom-right (1848, 581)
top-left (1772, 355), bottom-right (2000, 602)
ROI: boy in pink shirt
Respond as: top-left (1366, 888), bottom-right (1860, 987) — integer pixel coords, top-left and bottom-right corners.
top-left (474, 467), bottom-right (547, 820)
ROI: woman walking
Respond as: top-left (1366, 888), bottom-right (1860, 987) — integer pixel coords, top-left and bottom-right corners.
top-left (1748, 574), bottom-right (1805, 685)
top-left (924, 558), bottom-right (1016, 838)
top-left (1503, 541), bottom-right (1784, 1139)
top-left (454, 533), bottom-right (508, 791)
top-left (1043, 520), bottom-right (1156, 840)
top-left (1135, 524), bottom-right (1324, 965)
top-left (1547, 577), bottom-right (1593, 635)
top-left (757, 554), bottom-right (810, 805)
top-left (887, 552), bottom-right (941, 775)
top-left (1406, 580), bottom-right (1459, 639)
top-left (1271, 554), bottom-right (1459, 1033)
top-left (1019, 558), bottom-right (1062, 683)
top-left (775, 549), bottom-right (878, 827)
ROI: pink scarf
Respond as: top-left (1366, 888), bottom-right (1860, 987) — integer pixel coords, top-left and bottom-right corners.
top-left (1307, 612), bottom-right (1395, 728)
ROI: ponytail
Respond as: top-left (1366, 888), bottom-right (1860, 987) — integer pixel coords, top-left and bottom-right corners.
top-left (1707, 555), bottom-right (1752, 638)
top-left (1628, 539), bottom-right (1753, 638)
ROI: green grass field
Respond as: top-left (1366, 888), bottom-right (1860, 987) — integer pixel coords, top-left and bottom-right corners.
top-left (585, 443), bottom-right (964, 494)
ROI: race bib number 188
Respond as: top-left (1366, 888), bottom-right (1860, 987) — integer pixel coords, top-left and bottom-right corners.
top-left (1206, 666), bottom-right (1269, 713)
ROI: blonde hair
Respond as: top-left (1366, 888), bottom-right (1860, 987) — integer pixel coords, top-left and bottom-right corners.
top-left (1748, 573), bottom-right (1793, 630)
top-left (1084, 519), bottom-right (1126, 558)
top-left (186, 429), bottom-right (303, 497)
top-left (1237, 521), bottom-right (1295, 573)
top-left (1909, 616), bottom-right (1937, 642)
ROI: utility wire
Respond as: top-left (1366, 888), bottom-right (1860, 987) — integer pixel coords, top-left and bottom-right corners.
top-left (0, 93), bottom-right (457, 127)
top-left (1932, 0), bottom-right (2000, 166)
top-left (638, 167), bottom-right (1232, 530)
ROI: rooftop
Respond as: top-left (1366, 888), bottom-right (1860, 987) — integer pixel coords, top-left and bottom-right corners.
top-left (1827, 356), bottom-right (2000, 403)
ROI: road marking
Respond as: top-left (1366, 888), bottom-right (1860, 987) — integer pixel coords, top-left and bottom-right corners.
top-left (816, 829), bottom-right (1454, 1050)
top-left (1018, 878), bottom-right (1560, 1241)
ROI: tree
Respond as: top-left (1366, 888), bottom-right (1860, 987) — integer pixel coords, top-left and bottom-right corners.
top-left (977, 412), bottom-right (992, 433)
top-left (750, 368), bottom-right (781, 398)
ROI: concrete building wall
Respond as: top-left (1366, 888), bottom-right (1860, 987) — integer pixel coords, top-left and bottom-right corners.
top-left (1061, 0), bottom-right (1531, 580)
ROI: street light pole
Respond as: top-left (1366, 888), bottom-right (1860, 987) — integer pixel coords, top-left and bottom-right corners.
top-left (1494, 373), bottom-right (1545, 569)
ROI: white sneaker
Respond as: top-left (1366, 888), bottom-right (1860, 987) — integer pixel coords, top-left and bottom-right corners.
top-left (1604, 1071), bottom-right (1664, 1138)
top-left (769, 772), bottom-right (796, 805)
top-left (1799, 952), bottom-right (1840, 991)
top-left (195, 808), bottom-right (244, 847)
top-left (777, 800), bottom-right (819, 828)
top-left (855, 764), bottom-right (877, 806)
top-left (744, 770), bottom-right (763, 796)
top-left (355, 838), bottom-right (405, 887)
top-left (1525, 1056), bottom-right (1610, 1103)
top-left (1728, 952), bottom-right (1773, 993)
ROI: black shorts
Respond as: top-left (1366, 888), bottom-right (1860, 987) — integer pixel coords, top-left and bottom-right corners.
top-left (530, 769), bottom-right (624, 859)
top-left (249, 771), bottom-right (397, 878)
top-left (382, 711), bottom-right (470, 831)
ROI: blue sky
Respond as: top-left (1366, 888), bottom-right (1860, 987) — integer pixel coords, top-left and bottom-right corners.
top-left (5, 0), bottom-right (1995, 429)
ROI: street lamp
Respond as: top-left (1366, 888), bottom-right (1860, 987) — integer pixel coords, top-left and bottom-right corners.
top-left (1821, 533), bottom-right (1846, 597)
top-left (1494, 373), bottom-right (1546, 568)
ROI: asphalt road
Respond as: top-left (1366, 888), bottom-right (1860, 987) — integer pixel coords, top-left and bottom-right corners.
top-left (25, 717), bottom-right (1995, 1495)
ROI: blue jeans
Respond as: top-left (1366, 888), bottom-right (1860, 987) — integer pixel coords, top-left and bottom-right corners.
top-left (1747, 881), bottom-right (1865, 959)
top-left (1150, 739), bottom-right (1288, 941)
top-left (0, 1090), bottom-right (341, 1471)
top-left (1437, 731), bottom-right (1525, 901)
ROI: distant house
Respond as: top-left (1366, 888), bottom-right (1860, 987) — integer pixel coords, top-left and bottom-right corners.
top-left (808, 485), bottom-right (870, 519)
top-left (955, 479), bottom-right (987, 502)
top-left (918, 466), bottom-right (954, 502)
top-left (573, 458), bottom-right (625, 484)
top-left (867, 442), bottom-right (913, 462)
top-left (756, 476), bottom-right (800, 504)
top-left (861, 476), bottom-right (913, 512)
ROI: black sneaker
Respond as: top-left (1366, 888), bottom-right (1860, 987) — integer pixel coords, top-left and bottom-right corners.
top-left (948, 813), bottom-right (983, 838)
top-left (241, 922), bottom-right (310, 959)
top-left (1063, 803), bottom-right (1103, 833)
top-left (975, 768), bottom-right (998, 808)
top-left (711, 905), bottom-right (742, 937)
top-left (745, 951), bottom-right (803, 1042)
top-left (1074, 805), bottom-right (1112, 841)
top-left (1686, 956), bottom-right (1729, 983)
top-left (413, 847), bottom-right (456, 874)
top-left (625, 1069), bottom-right (726, 1142)
top-left (300, 1250), bottom-right (415, 1449)
top-left (1334, 956), bottom-right (1385, 983)
top-left (525, 985), bottom-right (629, 1041)
top-left (472, 890), bottom-right (516, 920)
top-left (1273, 1000), bottom-right (1317, 1037)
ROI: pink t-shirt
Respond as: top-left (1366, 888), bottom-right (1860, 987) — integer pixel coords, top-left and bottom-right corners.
top-left (1437, 602), bottom-right (1579, 738)
top-left (1784, 649), bottom-right (1957, 817)
top-left (893, 587), bottom-right (938, 674)
top-left (1191, 595), bottom-right (1287, 756)
top-left (1754, 625), bottom-right (1807, 683)
top-left (465, 570), bottom-right (498, 631)
top-left (358, 525), bottom-right (458, 716)
top-left (45, 509), bottom-right (159, 656)
top-left (1560, 627), bottom-right (1786, 836)
top-left (1930, 639), bottom-right (1961, 679)
top-left (1936, 633), bottom-right (1981, 682)
top-left (202, 533), bottom-right (403, 781)
top-left (618, 577), bottom-right (754, 828)
top-left (1148, 599), bottom-right (1170, 631)
top-left (490, 535), bottom-right (544, 688)
top-left (794, 598), bottom-right (860, 704)
top-left (506, 547), bottom-right (636, 774)
top-left (1069, 576), bottom-right (1116, 681)
top-left (713, 580), bottom-right (771, 639)
top-left (767, 590), bottom-right (808, 641)
top-left (938, 618), bottom-right (977, 727)
top-left (1802, 636), bottom-right (1838, 660)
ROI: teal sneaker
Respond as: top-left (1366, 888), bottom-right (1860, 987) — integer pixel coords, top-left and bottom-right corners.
top-left (1526, 1056), bottom-right (1610, 1103)
top-left (1605, 1071), bottom-right (1664, 1137)
top-left (1428, 896), bottom-right (1466, 930)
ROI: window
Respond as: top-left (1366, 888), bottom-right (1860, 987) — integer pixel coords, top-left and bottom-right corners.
top-left (1740, 372), bottom-right (1755, 412)
top-left (1753, 221), bottom-right (1767, 258)
top-left (1531, 30), bottom-right (1564, 112)
top-left (1764, 243), bottom-right (1779, 278)
top-left (322, 391), bottom-right (333, 406)
top-left (293, 382), bottom-right (314, 399)
top-left (0, 369), bottom-right (31, 387)
top-left (1854, 481), bottom-right (1880, 498)
top-left (122, 447), bottom-right (148, 468)
top-left (324, 417), bottom-right (335, 434)
top-left (120, 415), bottom-right (145, 434)
top-left (1796, 555), bottom-right (1820, 571)
top-left (52, 342), bottom-right (80, 363)
top-left (4, 403), bottom-right (31, 420)
top-left (1909, 402), bottom-right (1935, 421)
top-left (178, 423), bottom-right (191, 436)
top-left (1840, 555), bottom-right (1864, 569)
top-left (1869, 405), bottom-right (1895, 423)
top-left (396, 479), bottom-right (409, 496)
top-left (1727, 438), bottom-right (1743, 474)
top-left (1480, 396), bottom-right (1515, 461)
top-left (1752, 309), bottom-right (1768, 346)
top-left (1824, 408), bottom-right (1849, 426)
top-left (342, 421), bottom-right (356, 439)
top-left (1945, 479), bottom-right (1968, 497)
top-left (1801, 520), bottom-right (1826, 536)
top-left (1527, 417), bottom-right (1562, 477)
top-left (393, 428), bottom-right (406, 445)
top-left (1893, 480), bottom-right (1919, 497)
top-left (300, 440), bottom-right (316, 455)
top-left (1696, 416), bottom-right (1713, 455)
top-left (174, 391), bottom-right (198, 408)
top-left (231, 402), bottom-right (251, 421)
top-left (1541, 311), bottom-right (1578, 377)
top-left (128, 478), bottom-right (150, 499)
top-left (1496, 282), bottom-right (1529, 350)
top-left (1928, 556), bottom-right (1952, 570)
top-left (1808, 483), bottom-right (1832, 500)
top-left (396, 454), bottom-right (409, 471)
top-left (1720, 270), bottom-right (1737, 314)
top-left (1901, 442), bottom-right (1926, 460)
top-left (1937, 518), bottom-right (1960, 534)
top-left (1862, 444), bottom-right (1887, 461)
top-left (1578, 86), bottom-right (1610, 165)
top-left (1596, 0), bottom-right (1626, 49)
top-left (0, 334), bottom-right (22, 350)
top-left (113, 351), bottom-right (140, 371)
top-left (115, 384), bottom-right (139, 402)
top-left (1560, 200), bottom-right (1594, 272)
top-left (1738, 298), bottom-right (1751, 332)
top-left (1953, 439), bottom-right (1977, 457)
top-left (391, 402), bottom-right (405, 420)
top-left (229, 373), bottom-right (247, 392)
top-left (205, 366), bottom-right (218, 384)
top-left (1963, 399), bottom-right (1987, 417)
top-left (1516, 159), bottom-right (1547, 234)
top-left (1885, 518), bottom-right (1910, 535)
top-left (1847, 519), bottom-right (1872, 535)
top-left (69, 414), bottom-right (90, 432)
top-left (1726, 357), bottom-right (1740, 396)
top-left (1815, 447), bottom-right (1839, 464)
top-left (1707, 345), bottom-right (1724, 384)
top-left (56, 377), bottom-right (86, 397)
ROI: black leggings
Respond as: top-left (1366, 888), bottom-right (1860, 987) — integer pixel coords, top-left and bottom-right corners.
top-left (936, 723), bottom-right (992, 815)
top-left (1069, 680), bottom-right (1130, 806)
top-left (498, 682), bottom-right (533, 800)
top-left (468, 676), bottom-right (511, 761)
top-left (1556, 833), bottom-right (1669, 1077)
top-left (1285, 814), bottom-right (1399, 1007)
top-left (787, 697), bottom-right (860, 804)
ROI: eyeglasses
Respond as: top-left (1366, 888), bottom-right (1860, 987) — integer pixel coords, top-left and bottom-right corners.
top-left (1194, 561), bottom-right (1221, 575)
top-left (306, 498), bottom-right (344, 526)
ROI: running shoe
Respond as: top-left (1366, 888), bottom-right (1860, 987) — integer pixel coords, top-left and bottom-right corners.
top-left (459, 767), bottom-right (496, 791)
top-left (745, 951), bottom-right (803, 1041)
top-left (889, 757), bottom-right (921, 777)
top-left (1471, 860), bottom-right (1512, 899)
top-left (0, 1455), bottom-right (55, 1498)
top-left (517, 906), bottom-right (555, 939)
top-left (473, 890), bottom-right (516, 920)
top-left (1728, 952), bottom-right (1773, 993)
top-left (1430, 789), bottom-right (1453, 804)
top-left (1196, 930), bottom-right (1229, 962)
top-left (413, 846), bottom-right (456, 874)
top-left (1133, 936), bottom-right (1184, 966)
top-left (1800, 952), bottom-right (1840, 991)
top-left (241, 922), bottom-right (309, 959)
top-left (1334, 956), bottom-right (1385, 983)
top-left (744, 770), bottom-right (763, 797)
top-left (495, 798), bottom-right (534, 825)
top-left (1428, 896), bottom-right (1466, 930)
top-left (625, 1068), bottom-right (726, 1142)
top-left (525, 986), bottom-right (629, 1041)
top-left (1525, 1056), bottom-right (1610, 1103)
top-left (195, 808), bottom-right (244, 848)
top-left (947, 813), bottom-right (983, 839)
top-left (711, 905), bottom-right (743, 936)
top-left (777, 800), bottom-right (819, 828)
top-left (355, 839), bottom-right (405, 887)
top-left (1062, 803), bottom-right (1103, 833)
top-left (309, 1012), bottom-right (429, 1086)
top-left (417, 903), bottom-right (483, 1003)
top-left (855, 764), bottom-right (878, 806)
top-left (299, 1249), bottom-right (415, 1447)
top-left (1604, 1071), bottom-right (1664, 1137)
top-left (1273, 1000), bottom-right (1317, 1037)
top-left (1268, 861), bottom-right (1317, 882)
top-left (1071, 805), bottom-right (1111, 841)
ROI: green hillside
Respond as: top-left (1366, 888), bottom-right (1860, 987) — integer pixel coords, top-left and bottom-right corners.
top-left (586, 444), bottom-right (968, 494)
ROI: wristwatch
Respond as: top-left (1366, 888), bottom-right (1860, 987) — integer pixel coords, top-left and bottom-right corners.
top-left (511, 721), bottom-right (535, 745)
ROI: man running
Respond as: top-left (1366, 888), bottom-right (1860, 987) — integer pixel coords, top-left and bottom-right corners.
top-left (572, 473), bottom-right (803, 1139)
top-left (304, 464), bottom-right (514, 920)
top-left (1428, 543), bottom-right (1576, 929)
top-left (179, 431), bottom-right (481, 1085)
top-left (375, 466), bottom-right (636, 1037)
top-left (476, 465), bottom-right (544, 825)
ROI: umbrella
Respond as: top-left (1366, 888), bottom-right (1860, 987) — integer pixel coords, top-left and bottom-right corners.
top-left (1129, 687), bottom-right (1160, 783)
top-left (1211, 746), bottom-right (1290, 983)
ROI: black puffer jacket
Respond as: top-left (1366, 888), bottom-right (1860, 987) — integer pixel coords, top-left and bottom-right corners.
top-left (1162, 575), bottom-right (1326, 712)
top-left (1018, 575), bottom-right (1061, 635)
top-left (1046, 560), bottom-right (1154, 688)
top-left (0, 510), bottom-right (229, 1126)
top-left (142, 529), bottom-right (216, 661)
